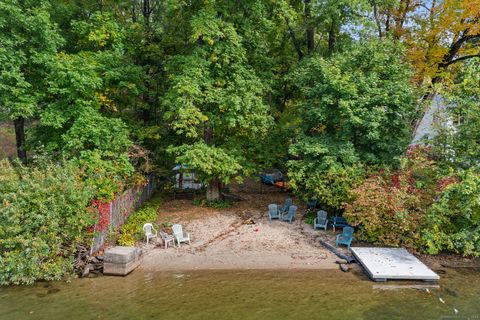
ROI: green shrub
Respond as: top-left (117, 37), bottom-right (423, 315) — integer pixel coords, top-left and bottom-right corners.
top-left (423, 169), bottom-right (480, 256)
top-left (117, 193), bottom-right (164, 246)
top-left (192, 198), bottom-right (204, 207)
top-left (344, 174), bottom-right (427, 250)
top-left (162, 221), bottom-right (173, 228)
top-left (345, 147), bottom-right (480, 256)
top-left (0, 160), bottom-right (94, 285)
top-left (74, 149), bottom-right (134, 201)
top-left (304, 212), bottom-right (315, 225)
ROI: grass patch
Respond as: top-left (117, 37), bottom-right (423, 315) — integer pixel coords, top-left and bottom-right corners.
top-left (304, 211), bottom-right (315, 225)
top-left (192, 198), bottom-right (231, 208)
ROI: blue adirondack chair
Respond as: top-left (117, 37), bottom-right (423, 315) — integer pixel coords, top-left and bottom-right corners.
top-left (281, 205), bottom-right (297, 223)
top-left (336, 226), bottom-right (355, 251)
top-left (313, 210), bottom-right (328, 231)
top-left (279, 198), bottom-right (292, 214)
top-left (268, 204), bottom-right (281, 221)
top-left (330, 216), bottom-right (352, 232)
top-left (307, 199), bottom-right (318, 211)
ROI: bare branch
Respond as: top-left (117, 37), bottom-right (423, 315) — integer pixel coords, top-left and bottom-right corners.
top-left (444, 54), bottom-right (480, 66)
top-left (370, 0), bottom-right (383, 38)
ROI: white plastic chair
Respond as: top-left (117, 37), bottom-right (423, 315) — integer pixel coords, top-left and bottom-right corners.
top-left (143, 223), bottom-right (158, 245)
top-left (172, 224), bottom-right (191, 246)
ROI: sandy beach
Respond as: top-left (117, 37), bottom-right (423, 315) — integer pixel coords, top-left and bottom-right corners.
top-left (138, 183), bottom-right (338, 271)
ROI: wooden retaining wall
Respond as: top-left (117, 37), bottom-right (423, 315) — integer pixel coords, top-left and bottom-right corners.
top-left (90, 175), bottom-right (156, 254)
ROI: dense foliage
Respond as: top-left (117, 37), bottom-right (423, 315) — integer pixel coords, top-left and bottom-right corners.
top-left (163, 5), bottom-right (273, 200)
top-left (424, 169), bottom-right (480, 256)
top-left (0, 160), bottom-right (93, 285)
top-left (344, 147), bottom-right (440, 251)
top-left (429, 61), bottom-right (480, 169)
top-left (420, 61), bottom-right (480, 256)
top-left (288, 40), bottom-right (417, 208)
top-left (345, 147), bottom-right (480, 256)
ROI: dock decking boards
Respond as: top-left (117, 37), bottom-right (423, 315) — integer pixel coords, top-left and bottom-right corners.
top-left (351, 247), bottom-right (440, 282)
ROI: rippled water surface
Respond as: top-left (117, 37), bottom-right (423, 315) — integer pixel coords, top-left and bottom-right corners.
top-left (0, 268), bottom-right (479, 320)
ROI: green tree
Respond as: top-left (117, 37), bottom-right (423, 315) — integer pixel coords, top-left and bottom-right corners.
top-left (0, 0), bottom-right (62, 163)
top-left (163, 6), bottom-right (273, 200)
top-left (429, 60), bottom-right (480, 169)
top-left (288, 39), bottom-right (417, 207)
top-left (312, 0), bottom-right (367, 54)
top-left (30, 12), bottom-right (145, 199)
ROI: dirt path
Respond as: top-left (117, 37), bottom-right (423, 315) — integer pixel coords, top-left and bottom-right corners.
top-left (139, 182), bottom-right (337, 271)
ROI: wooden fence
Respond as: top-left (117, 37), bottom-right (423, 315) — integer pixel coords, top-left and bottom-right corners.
top-left (90, 175), bottom-right (156, 254)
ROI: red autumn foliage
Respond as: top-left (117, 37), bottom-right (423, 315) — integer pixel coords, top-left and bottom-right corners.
top-left (344, 145), bottom-right (452, 251)
top-left (406, 144), bottom-right (432, 160)
top-left (436, 176), bottom-right (459, 192)
top-left (91, 199), bottom-right (110, 232)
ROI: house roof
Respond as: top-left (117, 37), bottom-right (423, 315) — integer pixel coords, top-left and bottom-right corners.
top-left (412, 94), bottom-right (454, 144)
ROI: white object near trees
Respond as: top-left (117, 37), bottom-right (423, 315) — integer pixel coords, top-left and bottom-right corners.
top-left (172, 224), bottom-right (191, 246)
top-left (351, 247), bottom-right (440, 282)
top-left (143, 223), bottom-right (157, 245)
top-left (173, 164), bottom-right (203, 190)
top-left (412, 95), bottom-right (454, 144)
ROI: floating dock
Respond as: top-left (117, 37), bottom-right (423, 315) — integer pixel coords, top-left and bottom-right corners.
top-left (351, 247), bottom-right (440, 282)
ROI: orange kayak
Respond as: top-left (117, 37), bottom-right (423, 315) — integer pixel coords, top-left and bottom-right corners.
top-left (274, 181), bottom-right (288, 189)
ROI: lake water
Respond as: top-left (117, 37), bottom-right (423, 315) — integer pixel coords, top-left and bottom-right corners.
top-left (0, 268), bottom-right (478, 320)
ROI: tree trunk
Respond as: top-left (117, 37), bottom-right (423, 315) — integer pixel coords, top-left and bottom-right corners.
top-left (371, 0), bottom-right (383, 38)
top-left (13, 117), bottom-right (27, 163)
top-left (393, 0), bottom-right (411, 39)
top-left (206, 178), bottom-right (222, 201)
top-left (143, 0), bottom-right (151, 28)
top-left (178, 172), bottom-right (183, 189)
top-left (285, 17), bottom-right (304, 61)
top-left (140, 0), bottom-right (152, 124)
top-left (203, 123), bottom-right (221, 200)
top-left (431, 32), bottom-right (480, 85)
top-left (132, 0), bottom-right (137, 22)
top-left (328, 22), bottom-right (337, 54)
top-left (305, 0), bottom-right (314, 53)
top-left (142, 97), bottom-right (150, 125)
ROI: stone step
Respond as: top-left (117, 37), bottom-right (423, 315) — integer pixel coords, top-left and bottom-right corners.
top-left (103, 246), bottom-right (143, 276)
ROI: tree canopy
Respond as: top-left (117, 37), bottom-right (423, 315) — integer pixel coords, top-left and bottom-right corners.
top-left (1, 0), bottom-right (478, 201)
